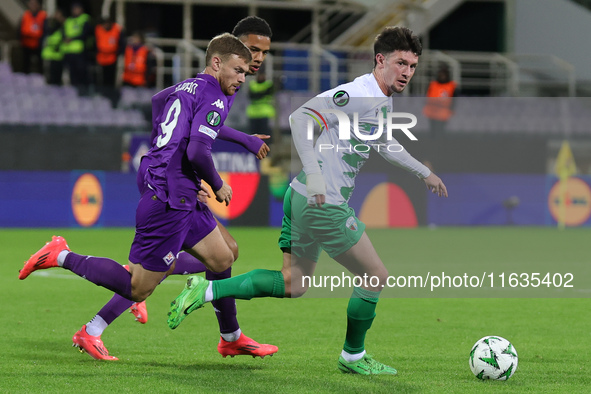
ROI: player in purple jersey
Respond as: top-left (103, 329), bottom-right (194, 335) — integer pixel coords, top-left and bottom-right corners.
top-left (55, 16), bottom-right (277, 361)
top-left (19, 33), bottom-right (264, 360)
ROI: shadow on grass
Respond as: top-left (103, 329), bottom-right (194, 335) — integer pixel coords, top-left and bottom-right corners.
top-left (145, 361), bottom-right (266, 372)
top-left (15, 339), bottom-right (421, 393)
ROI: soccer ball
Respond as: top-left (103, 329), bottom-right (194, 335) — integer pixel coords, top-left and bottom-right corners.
top-left (469, 336), bottom-right (518, 380)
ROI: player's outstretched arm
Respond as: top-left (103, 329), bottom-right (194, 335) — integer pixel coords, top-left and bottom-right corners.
top-left (372, 136), bottom-right (448, 197)
top-left (423, 172), bottom-right (448, 198)
top-left (217, 125), bottom-right (270, 159)
top-left (251, 134), bottom-right (271, 159)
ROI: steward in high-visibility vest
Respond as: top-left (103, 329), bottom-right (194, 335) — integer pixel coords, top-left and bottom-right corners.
top-left (61, 12), bottom-right (90, 55)
top-left (423, 67), bottom-right (457, 137)
top-left (423, 68), bottom-right (457, 122)
top-left (122, 32), bottom-right (150, 87)
top-left (61, 3), bottom-right (91, 88)
top-left (95, 17), bottom-right (126, 105)
top-left (42, 29), bottom-right (63, 61)
top-left (20, 5), bottom-right (46, 50)
top-left (95, 20), bottom-right (123, 67)
top-left (247, 72), bottom-right (275, 134)
top-left (42, 9), bottom-right (65, 85)
top-left (19, 0), bottom-right (46, 74)
top-left (247, 78), bottom-right (276, 119)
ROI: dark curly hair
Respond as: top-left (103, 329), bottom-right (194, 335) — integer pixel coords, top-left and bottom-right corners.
top-left (373, 27), bottom-right (422, 68)
top-left (232, 16), bottom-right (272, 38)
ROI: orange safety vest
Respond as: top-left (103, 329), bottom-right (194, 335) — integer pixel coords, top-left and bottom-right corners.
top-left (423, 81), bottom-right (457, 121)
top-left (95, 23), bottom-right (122, 66)
top-left (20, 10), bottom-right (47, 49)
top-left (122, 45), bottom-right (149, 86)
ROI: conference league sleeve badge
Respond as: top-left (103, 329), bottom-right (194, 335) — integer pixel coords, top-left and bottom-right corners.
top-left (332, 90), bottom-right (350, 107)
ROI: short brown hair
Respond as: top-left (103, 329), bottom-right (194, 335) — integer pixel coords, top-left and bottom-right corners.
top-left (373, 27), bottom-right (422, 68)
top-left (205, 33), bottom-right (252, 66)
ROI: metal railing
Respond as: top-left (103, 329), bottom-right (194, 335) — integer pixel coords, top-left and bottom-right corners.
top-left (0, 37), bottom-right (578, 98)
top-left (506, 53), bottom-right (576, 97)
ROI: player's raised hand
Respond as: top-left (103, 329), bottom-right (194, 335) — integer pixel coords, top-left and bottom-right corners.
top-left (215, 181), bottom-right (233, 206)
top-left (423, 172), bottom-right (448, 198)
top-left (256, 142), bottom-right (270, 160)
top-left (252, 134), bottom-right (271, 160)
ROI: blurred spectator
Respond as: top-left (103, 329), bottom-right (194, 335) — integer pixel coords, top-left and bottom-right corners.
top-left (41, 8), bottom-right (65, 85)
top-left (62, 2), bottom-right (92, 93)
top-left (19, 0), bottom-right (47, 74)
top-left (95, 16), bottom-right (125, 106)
top-left (247, 69), bottom-right (275, 135)
top-left (122, 32), bottom-right (155, 88)
top-left (423, 66), bottom-right (457, 138)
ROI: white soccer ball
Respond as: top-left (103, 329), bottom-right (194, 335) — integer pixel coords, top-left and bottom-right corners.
top-left (469, 336), bottom-right (518, 380)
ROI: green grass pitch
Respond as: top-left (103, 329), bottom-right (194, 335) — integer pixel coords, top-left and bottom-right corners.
top-left (2, 227), bottom-right (590, 393)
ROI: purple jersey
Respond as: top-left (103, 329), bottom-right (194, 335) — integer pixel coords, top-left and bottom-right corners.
top-left (143, 73), bottom-right (229, 211)
top-left (148, 84), bottom-right (240, 148)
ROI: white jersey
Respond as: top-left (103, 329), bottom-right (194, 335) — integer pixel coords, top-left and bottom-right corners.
top-left (290, 73), bottom-right (430, 205)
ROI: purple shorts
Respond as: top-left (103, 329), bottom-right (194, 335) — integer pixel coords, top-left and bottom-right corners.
top-left (128, 191), bottom-right (217, 272)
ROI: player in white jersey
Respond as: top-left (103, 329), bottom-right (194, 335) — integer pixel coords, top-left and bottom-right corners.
top-left (167, 27), bottom-right (448, 375)
top-left (290, 73), bottom-right (429, 206)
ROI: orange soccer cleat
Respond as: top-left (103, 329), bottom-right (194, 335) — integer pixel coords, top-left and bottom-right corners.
top-left (129, 300), bottom-right (148, 324)
top-left (218, 333), bottom-right (278, 358)
top-left (72, 325), bottom-right (118, 361)
top-left (122, 265), bottom-right (148, 324)
top-left (19, 236), bottom-right (70, 280)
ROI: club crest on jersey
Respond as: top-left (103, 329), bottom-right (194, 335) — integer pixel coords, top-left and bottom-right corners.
top-left (211, 99), bottom-right (225, 110)
top-left (163, 251), bottom-right (175, 266)
top-left (346, 216), bottom-right (358, 231)
top-left (333, 90), bottom-right (349, 107)
top-left (206, 111), bottom-right (221, 126)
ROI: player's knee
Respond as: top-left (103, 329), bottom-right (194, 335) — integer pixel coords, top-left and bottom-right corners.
top-left (282, 269), bottom-right (308, 298)
top-left (130, 288), bottom-right (150, 302)
top-left (207, 252), bottom-right (234, 273)
top-left (370, 268), bottom-right (389, 289)
top-left (285, 285), bottom-right (307, 298)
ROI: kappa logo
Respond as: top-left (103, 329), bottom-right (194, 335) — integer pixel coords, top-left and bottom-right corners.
top-left (211, 99), bottom-right (225, 110)
top-left (206, 111), bottom-right (221, 126)
top-left (163, 251), bottom-right (175, 266)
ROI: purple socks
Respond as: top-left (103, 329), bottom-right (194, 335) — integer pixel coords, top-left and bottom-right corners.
top-left (63, 252), bottom-right (132, 300)
top-left (75, 251), bottom-right (239, 335)
top-left (207, 267), bottom-right (239, 334)
top-left (175, 252), bottom-right (239, 334)
top-left (173, 251), bottom-right (207, 275)
top-left (97, 294), bottom-right (134, 325)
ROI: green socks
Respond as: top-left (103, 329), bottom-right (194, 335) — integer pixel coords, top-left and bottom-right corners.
top-left (343, 287), bottom-right (381, 355)
top-left (212, 273), bottom-right (379, 355)
top-left (212, 269), bottom-right (285, 300)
